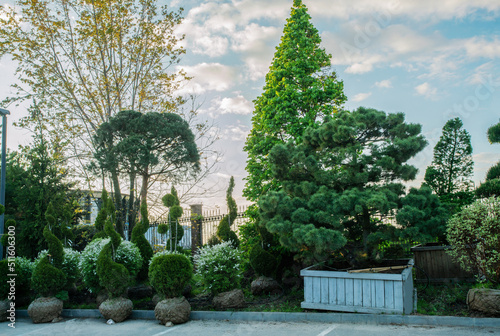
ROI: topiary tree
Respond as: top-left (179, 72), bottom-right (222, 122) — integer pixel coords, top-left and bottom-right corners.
top-left (131, 201), bottom-right (154, 282)
top-left (396, 186), bottom-right (450, 243)
top-left (159, 187), bottom-right (184, 251)
top-left (35, 248), bottom-right (81, 289)
top-left (92, 189), bottom-right (114, 241)
top-left (31, 225), bottom-right (66, 297)
top-left (216, 177), bottom-right (239, 247)
top-left (447, 197), bottom-right (500, 284)
top-left (149, 252), bottom-right (193, 299)
top-left (96, 216), bottom-right (130, 298)
top-left (259, 107), bottom-right (427, 263)
top-left (476, 120), bottom-right (500, 198)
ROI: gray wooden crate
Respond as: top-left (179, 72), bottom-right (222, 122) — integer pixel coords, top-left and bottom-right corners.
top-left (301, 260), bottom-right (414, 314)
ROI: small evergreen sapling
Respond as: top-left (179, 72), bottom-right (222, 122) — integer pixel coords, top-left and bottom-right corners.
top-left (93, 190), bottom-right (113, 240)
top-left (216, 177), bottom-right (239, 247)
top-left (96, 216), bottom-right (130, 298)
top-left (131, 202), bottom-right (154, 282)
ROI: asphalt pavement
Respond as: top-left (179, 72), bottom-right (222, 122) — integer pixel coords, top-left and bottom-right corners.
top-left (2, 318), bottom-right (499, 336)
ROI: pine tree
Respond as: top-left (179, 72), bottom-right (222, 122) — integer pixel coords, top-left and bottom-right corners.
top-left (424, 117), bottom-right (474, 196)
top-left (243, 0), bottom-right (346, 201)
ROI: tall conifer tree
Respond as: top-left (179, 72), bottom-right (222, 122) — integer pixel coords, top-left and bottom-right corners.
top-left (243, 0), bottom-right (346, 201)
top-left (424, 117), bottom-right (474, 196)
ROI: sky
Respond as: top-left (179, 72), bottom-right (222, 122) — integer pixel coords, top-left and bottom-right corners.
top-left (1, 0), bottom-right (500, 210)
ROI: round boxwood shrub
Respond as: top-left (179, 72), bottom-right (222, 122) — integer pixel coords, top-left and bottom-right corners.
top-left (79, 238), bottom-right (142, 293)
top-left (194, 241), bottom-right (242, 295)
top-left (35, 248), bottom-right (81, 287)
top-left (149, 251), bottom-right (193, 299)
top-left (249, 244), bottom-right (277, 278)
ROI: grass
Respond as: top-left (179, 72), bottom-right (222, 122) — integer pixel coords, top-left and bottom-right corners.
top-left (416, 282), bottom-right (477, 317)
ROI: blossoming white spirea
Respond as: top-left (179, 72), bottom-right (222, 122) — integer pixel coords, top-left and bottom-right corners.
top-left (193, 241), bottom-right (242, 294)
top-left (149, 249), bottom-right (183, 266)
top-left (79, 238), bottom-right (143, 293)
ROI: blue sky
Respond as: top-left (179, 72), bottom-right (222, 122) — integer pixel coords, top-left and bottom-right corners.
top-left (2, 0), bottom-right (500, 209)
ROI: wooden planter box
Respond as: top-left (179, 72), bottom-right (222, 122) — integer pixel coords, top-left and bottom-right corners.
top-left (301, 260), bottom-right (414, 314)
top-left (411, 243), bottom-right (474, 283)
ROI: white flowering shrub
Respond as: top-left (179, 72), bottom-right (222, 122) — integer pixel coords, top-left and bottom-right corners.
top-left (194, 241), bottom-right (242, 295)
top-left (79, 238), bottom-right (143, 293)
top-left (35, 247), bottom-right (81, 286)
top-left (447, 197), bottom-right (500, 284)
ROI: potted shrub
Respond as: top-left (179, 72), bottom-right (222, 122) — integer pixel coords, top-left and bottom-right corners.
top-left (96, 216), bottom-right (134, 323)
top-left (446, 197), bottom-right (500, 315)
top-left (28, 225), bottom-right (67, 323)
top-left (149, 251), bottom-right (193, 325)
top-left (194, 241), bottom-right (244, 310)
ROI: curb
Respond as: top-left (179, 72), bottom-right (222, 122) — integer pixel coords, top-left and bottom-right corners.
top-left (16, 309), bottom-right (500, 328)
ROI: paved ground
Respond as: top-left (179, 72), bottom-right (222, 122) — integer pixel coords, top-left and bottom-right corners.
top-left (2, 318), bottom-right (499, 336)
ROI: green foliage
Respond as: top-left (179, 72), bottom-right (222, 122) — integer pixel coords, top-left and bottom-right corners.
top-left (71, 224), bottom-right (97, 251)
top-left (486, 162), bottom-right (500, 181)
top-left (31, 256), bottom-right (67, 297)
top-left (149, 252), bottom-right (193, 298)
top-left (446, 197), bottom-right (500, 284)
top-left (96, 216), bottom-right (131, 297)
top-left (216, 177), bottom-right (240, 247)
top-left (131, 202), bottom-right (154, 282)
top-left (259, 108), bottom-right (427, 263)
top-left (35, 248), bottom-right (81, 287)
top-left (207, 235), bottom-right (220, 247)
top-left (6, 142), bottom-right (78, 259)
top-left (43, 212), bottom-right (64, 269)
top-left (243, 0), bottom-right (346, 201)
top-left (0, 256), bottom-right (33, 299)
top-left (79, 238), bottom-right (142, 294)
top-left (396, 186), bottom-right (450, 243)
top-left (424, 118), bottom-right (474, 196)
top-left (93, 190), bottom-right (110, 236)
top-left (249, 244), bottom-right (278, 278)
top-left (194, 241), bottom-right (242, 295)
top-left (476, 178), bottom-right (500, 198)
top-left (161, 187), bottom-right (185, 251)
top-left (487, 121), bottom-right (500, 144)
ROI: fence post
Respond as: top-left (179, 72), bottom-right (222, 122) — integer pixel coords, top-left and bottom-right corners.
top-left (190, 204), bottom-right (203, 257)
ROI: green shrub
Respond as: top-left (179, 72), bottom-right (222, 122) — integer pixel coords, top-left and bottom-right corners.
top-left (216, 177), bottom-right (240, 247)
top-left (31, 256), bottom-right (67, 297)
top-left (249, 244), bottom-right (277, 278)
top-left (447, 197), bottom-right (500, 284)
top-left (79, 238), bottom-right (142, 293)
top-left (35, 248), bottom-right (81, 287)
top-left (149, 251), bottom-right (193, 298)
top-left (486, 162), bottom-right (500, 181)
top-left (207, 235), bottom-right (220, 247)
top-left (194, 241), bottom-right (242, 295)
top-left (476, 178), bottom-right (500, 198)
top-left (131, 202), bottom-right (154, 282)
top-left (13, 257), bottom-right (35, 296)
top-left (160, 186), bottom-right (185, 251)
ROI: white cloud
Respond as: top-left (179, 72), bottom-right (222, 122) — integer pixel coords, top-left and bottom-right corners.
top-left (463, 37), bottom-right (500, 59)
top-left (222, 124), bottom-right (250, 142)
top-left (352, 92), bottom-right (372, 102)
top-left (375, 79), bottom-right (392, 88)
top-left (307, 0), bottom-right (500, 21)
top-left (175, 63), bottom-right (237, 95)
top-left (415, 82), bottom-right (438, 98)
top-left (213, 94), bottom-right (254, 115)
top-left (467, 62), bottom-right (494, 85)
top-left (231, 23), bottom-right (280, 53)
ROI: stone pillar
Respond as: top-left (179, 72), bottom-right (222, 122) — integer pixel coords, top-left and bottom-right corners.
top-left (190, 204), bottom-right (203, 257)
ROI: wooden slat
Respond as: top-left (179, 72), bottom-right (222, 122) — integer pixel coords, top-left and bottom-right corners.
top-left (337, 278), bottom-right (345, 305)
top-left (321, 277), bottom-right (329, 304)
top-left (362, 279), bottom-right (372, 307)
top-left (329, 278), bottom-right (337, 305)
top-left (394, 279), bottom-right (404, 312)
top-left (313, 276), bottom-right (321, 303)
top-left (345, 279), bottom-right (354, 306)
top-left (353, 279), bottom-right (363, 306)
top-left (384, 280), bottom-right (394, 309)
top-left (300, 269), bottom-right (402, 281)
top-left (304, 277), bottom-right (312, 303)
top-left (301, 302), bottom-right (402, 314)
top-left (375, 280), bottom-right (385, 308)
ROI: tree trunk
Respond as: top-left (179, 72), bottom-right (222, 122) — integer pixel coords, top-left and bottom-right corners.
top-left (140, 168), bottom-right (149, 206)
top-left (127, 171), bottom-right (137, 240)
top-left (110, 170), bottom-right (125, 238)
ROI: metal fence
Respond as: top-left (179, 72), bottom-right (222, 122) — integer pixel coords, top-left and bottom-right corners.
top-left (142, 206), bottom-right (249, 250)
